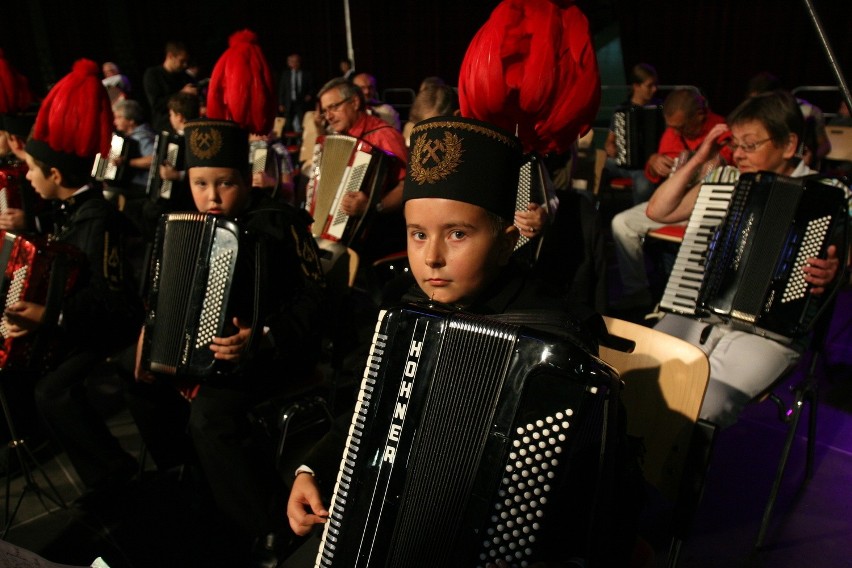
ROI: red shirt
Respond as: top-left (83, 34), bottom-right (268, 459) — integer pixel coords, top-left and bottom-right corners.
top-left (644, 111), bottom-right (733, 184)
top-left (345, 113), bottom-right (409, 186)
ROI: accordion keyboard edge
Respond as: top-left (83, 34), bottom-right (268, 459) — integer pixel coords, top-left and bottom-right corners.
top-left (142, 212), bottom-right (239, 377)
top-left (306, 134), bottom-right (389, 245)
top-left (315, 304), bottom-right (619, 568)
top-left (659, 171), bottom-right (740, 316)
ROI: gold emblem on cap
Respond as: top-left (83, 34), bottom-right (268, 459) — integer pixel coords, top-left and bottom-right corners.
top-left (189, 126), bottom-right (224, 160)
top-left (410, 131), bottom-right (464, 185)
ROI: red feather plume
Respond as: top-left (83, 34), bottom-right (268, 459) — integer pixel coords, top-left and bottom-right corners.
top-left (0, 50), bottom-right (33, 115)
top-left (207, 29), bottom-right (276, 135)
top-left (458, 0), bottom-right (601, 155)
top-left (31, 59), bottom-right (113, 158)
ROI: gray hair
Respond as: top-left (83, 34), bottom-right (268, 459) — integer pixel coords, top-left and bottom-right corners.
top-left (113, 99), bottom-right (145, 123)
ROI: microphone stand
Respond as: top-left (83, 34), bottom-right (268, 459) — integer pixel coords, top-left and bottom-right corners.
top-left (802, 0), bottom-right (852, 112)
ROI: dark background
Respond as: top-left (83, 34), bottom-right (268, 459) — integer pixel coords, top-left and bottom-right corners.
top-left (3, 0), bottom-right (850, 121)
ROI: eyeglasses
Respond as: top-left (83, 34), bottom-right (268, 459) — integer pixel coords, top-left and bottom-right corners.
top-left (726, 138), bottom-right (772, 153)
top-left (321, 97), bottom-right (352, 116)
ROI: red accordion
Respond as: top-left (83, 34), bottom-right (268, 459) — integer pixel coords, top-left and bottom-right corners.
top-left (0, 231), bottom-right (82, 369)
top-left (0, 163), bottom-right (27, 214)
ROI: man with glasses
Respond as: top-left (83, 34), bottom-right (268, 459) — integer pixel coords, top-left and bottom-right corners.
top-left (610, 88), bottom-right (731, 312)
top-left (316, 77), bottom-right (409, 263)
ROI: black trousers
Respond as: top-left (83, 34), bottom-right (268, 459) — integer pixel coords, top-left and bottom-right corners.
top-left (34, 350), bottom-right (136, 489)
top-left (125, 376), bottom-right (286, 538)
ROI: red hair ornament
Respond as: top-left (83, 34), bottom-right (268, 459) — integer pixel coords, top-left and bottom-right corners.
top-left (458, 0), bottom-right (601, 155)
top-left (206, 29), bottom-right (276, 135)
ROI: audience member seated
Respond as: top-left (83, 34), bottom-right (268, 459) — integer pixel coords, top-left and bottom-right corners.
top-left (610, 88), bottom-right (732, 313)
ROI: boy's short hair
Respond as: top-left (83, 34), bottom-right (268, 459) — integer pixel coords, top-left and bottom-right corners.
top-left (183, 119), bottom-right (249, 182)
top-left (403, 116), bottom-right (522, 222)
top-left (167, 92), bottom-right (200, 121)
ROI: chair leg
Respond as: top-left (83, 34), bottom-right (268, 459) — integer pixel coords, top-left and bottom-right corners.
top-left (804, 358), bottom-right (820, 482)
top-left (755, 385), bottom-right (806, 549)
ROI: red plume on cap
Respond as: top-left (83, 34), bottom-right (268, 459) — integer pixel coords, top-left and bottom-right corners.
top-left (31, 58), bottom-right (113, 159)
top-left (0, 49), bottom-right (34, 115)
top-left (206, 29), bottom-right (276, 135)
top-left (458, 0), bottom-right (601, 155)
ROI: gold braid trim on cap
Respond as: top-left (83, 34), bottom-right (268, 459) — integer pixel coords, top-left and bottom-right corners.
top-left (411, 120), bottom-right (518, 149)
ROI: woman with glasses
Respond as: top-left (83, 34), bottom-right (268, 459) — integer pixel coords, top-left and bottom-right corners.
top-left (646, 89), bottom-right (843, 429)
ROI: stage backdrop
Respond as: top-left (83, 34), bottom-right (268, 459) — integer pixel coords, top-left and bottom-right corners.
top-left (3, 0), bottom-right (849, 121)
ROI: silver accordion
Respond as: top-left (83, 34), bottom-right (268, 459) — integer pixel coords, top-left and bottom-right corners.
top-left (146, 131), bottom-right (183, 200)
top-left (305, 134), bottom-right (389, 245)
top-left (91, 133), bottom-right (128, 182)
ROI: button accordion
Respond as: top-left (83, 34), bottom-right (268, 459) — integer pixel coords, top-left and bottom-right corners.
top-left (146, 131), bottom-right (184, 200)
top-left (314, 304), bottom-right (620, 568)
top-left (513, 154), bottom-right (551, 264)
top-left (0, 232), bottom-right (82, 369)
top-left (140, 213), bottom-right (239, 377)
top-left (305, 134), bottom-right (389, 245)
top-left (662, 170), bottom-right (848, 341)
top-left (612, 104), bottom-right (665, 169)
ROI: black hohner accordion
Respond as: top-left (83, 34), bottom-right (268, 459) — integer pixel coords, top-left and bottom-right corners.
top-left (141, 213), bottom-right (239, 377)
top-left (306, 134), bottom-right (389, 245)
top-left (513, 154), bottom-right (551, 264)
top-left (146, 131), bottom-right (184, 200)
top-left (315, 304), bottom-right (619, 568)
top-left (91, 133), bottom-right (128, 182)
top-left (668, 171), bottom-right (847, 341)
top-left (612, 104), bottom-right (664, 169)
top-left (0, 231), bottom-right (82, 369)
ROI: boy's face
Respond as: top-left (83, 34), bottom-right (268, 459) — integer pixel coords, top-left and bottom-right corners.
top-left (24, 153), bottom-right (60, 200)
top-left (405, 198), bottom-right (517, 306)
top-left (189, 166), bottom-right (249, 218)
top-left (168, 109), bottom-right (183, 132)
